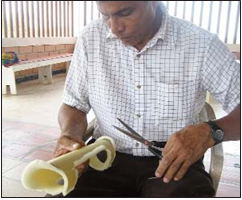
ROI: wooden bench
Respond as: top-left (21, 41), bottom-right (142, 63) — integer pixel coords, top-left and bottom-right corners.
top-left (2, 53), bottom-right (73, 95)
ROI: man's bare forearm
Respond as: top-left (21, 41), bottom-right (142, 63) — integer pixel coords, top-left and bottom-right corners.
top-left (215, 104), bottom-right (240, 141)
top-left (58, 103), bottom-right (88, 140)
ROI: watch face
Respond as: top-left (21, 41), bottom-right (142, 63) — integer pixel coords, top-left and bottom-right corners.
top-left (215, 130), bottom-right (224, 140)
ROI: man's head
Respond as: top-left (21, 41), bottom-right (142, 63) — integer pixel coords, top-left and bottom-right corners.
top-left (96, 1), bottom-right (161, 51)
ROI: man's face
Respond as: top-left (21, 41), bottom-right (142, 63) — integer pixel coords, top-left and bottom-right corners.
top-left (97, 1), bottom-right (159, 49)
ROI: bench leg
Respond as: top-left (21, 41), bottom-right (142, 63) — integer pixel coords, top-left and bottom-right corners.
top-left (10, 81), bottom-right (17, 94)
top-left (2, 85), bottom-right (7, 95)
top-left (45, 65), bottom-right (53, 84)
top-left (66, 61), bottom-right (71, 74)
top-left (2, 66), bottom-right (17, 95)
top-left (2, 67), bottom-right (7, 94)
top-left (38, 68), bottom-right (44, 83)
top-left (38, 65), bottom-right (53, 84)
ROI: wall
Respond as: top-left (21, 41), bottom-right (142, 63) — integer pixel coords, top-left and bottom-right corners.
top-left (2, 38), bottom-right (76, 81)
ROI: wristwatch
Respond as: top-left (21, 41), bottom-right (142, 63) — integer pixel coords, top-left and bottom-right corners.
top-left (204, 120), bottom-right (224, 145)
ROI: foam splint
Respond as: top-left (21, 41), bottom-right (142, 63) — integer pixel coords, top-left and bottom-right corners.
top-left (21, 136), bottom-right (116, 196)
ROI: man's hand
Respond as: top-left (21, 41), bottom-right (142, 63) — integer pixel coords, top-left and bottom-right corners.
top-left (53, 135), bottom-right (89, 177)
top-left (155, 123), bottom-right (215, 183)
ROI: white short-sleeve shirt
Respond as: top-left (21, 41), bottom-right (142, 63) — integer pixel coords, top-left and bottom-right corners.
top-left (63, 3), bottom-right (240, 156)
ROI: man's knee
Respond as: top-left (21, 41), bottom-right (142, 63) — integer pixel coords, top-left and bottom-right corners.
top-left (141, 178), bottom-right (215, 197)
top-left (141, 166), bottom-right (215, 197)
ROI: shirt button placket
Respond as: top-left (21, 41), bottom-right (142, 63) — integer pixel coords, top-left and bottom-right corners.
top-left (133, 52), bottom-right (144, 156)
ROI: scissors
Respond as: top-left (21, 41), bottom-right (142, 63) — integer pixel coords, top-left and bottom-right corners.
top-left (113, 118), bottom-right (166, 159)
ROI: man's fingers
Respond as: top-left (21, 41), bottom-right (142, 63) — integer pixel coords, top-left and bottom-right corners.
top-left (174, 160), bottom-right (191, 181)
top-left (53, 135), bottom-right (85, 158)
top-left (162, 156), bottom-right (185, 183)
top-left (53, 148), bottom-right (70, 158)
top-left (162, 138), bottom-right (173, 156)
top-left (161, 149), bottom-right (192, 182)
top-left (53, 135), bottom-right (89, 177)
top-left (61, 136), bottom-right (83, 151)
top-left (155, 151), bottom-right (176, 178)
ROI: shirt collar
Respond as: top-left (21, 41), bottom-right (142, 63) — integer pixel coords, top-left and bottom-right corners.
top-left (106, 30), bottom-right (117, 39)
top-left (154, 2), bottom-right (169, 41)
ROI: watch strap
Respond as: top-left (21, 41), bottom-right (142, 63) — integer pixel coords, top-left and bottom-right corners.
top-left (204, 120), bottom-right (224, 145)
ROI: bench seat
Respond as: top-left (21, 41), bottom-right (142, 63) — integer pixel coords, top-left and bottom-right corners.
top-left (2, 53), bottom-right (73, 95)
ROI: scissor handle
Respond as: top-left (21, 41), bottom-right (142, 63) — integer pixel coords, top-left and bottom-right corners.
top-left (151, 141), bottom-right (166, 148)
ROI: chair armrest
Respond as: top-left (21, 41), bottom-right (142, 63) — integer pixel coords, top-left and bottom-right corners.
top-left (83, 119), bottom-right (95, 142)
top-left (209, 143), bottom-right (224, 193)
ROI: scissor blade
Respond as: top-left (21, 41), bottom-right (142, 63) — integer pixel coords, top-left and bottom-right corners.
top-left (116, 118), bottom-right (153, 146)
top-left (117, 118), bottom-right (142, 137)
top-left (113, 125), bottom-right (146, 145)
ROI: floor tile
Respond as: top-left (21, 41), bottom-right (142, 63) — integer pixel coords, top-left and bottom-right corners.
top-left (2, 177), bottom-right (45, 197)
top-left (2, 144), bottom-right (35, 158)
top-left (2, 129), bottom-right (31, 141)
top-left (2, 162), bottom-right (29, 181)
top-left (19, 133), bottom-right (57, 146)
top-left (36, 127), bottom-right (61, 137)
top-left (216, 182), bottom-right (240, 197)
top-left (15, 190), bottom-right (46, 197)
top-left (2, 158), bottom-right (22, 173)
top-left (2, 177), bottom-right (26, 197)
top-left (17, 123), bottom-right (45, 134)
top-left (23, 149), bottom-right (53, 161)
top-left (42, 141), bottom-right (58, 153)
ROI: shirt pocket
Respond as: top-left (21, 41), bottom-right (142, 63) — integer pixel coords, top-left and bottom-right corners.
top-left (155, 80), bottom-right (196, 123)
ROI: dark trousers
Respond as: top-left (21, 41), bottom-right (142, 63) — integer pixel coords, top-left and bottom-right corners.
top-left (46, 151), bottom-right (215, 197)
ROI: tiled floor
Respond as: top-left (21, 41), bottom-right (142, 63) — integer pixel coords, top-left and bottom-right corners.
top-left (2, 74), bottom-right (240, 197)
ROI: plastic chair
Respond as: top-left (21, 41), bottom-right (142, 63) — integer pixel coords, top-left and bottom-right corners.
top-left (203, 102), bottom-right (224, 194)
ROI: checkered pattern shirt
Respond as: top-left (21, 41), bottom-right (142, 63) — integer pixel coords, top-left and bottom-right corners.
top-left (63, 3), bottom-right (240, 156)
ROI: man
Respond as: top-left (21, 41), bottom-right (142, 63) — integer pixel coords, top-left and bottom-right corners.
top-left (51, 1), bottom-right (240, 197)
